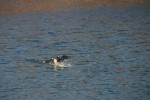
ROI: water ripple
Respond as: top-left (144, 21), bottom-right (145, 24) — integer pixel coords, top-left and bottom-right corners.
top-left (0, 4), bottom-right (150, 100)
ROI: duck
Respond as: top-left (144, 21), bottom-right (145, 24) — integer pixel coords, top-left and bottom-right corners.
top-left (43, 55), bottom-right (69, 67)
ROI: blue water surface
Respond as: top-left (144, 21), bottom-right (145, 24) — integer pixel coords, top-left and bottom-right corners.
top-left (0, 4), bottom-right (150, 100)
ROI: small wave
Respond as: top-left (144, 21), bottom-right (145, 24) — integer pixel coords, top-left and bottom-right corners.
top-left (25, 59), bottom-right (43, 64)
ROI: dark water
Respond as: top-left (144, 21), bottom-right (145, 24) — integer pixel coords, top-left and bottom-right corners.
top-left (0, 4), bottom-right (150, 100)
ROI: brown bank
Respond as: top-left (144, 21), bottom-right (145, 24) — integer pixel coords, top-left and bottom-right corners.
top-left (0, 0), bottom-right (150, 13)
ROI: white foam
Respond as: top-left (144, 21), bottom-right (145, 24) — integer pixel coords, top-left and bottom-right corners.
top-left (62, 62), bottom-right (71, 68)
top-left (51, 61), bottom-right (72, 69)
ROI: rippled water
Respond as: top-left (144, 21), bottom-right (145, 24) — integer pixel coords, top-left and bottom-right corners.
top-left (0, 4), bottom-right (150, 100)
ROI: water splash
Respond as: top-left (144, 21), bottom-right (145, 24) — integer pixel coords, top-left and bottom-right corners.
top-left (61, 62), bottom-right (72, 68)
top-left (52, 61), bottom-right (72, 68)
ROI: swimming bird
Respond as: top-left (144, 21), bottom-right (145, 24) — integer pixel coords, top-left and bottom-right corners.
top-left (43, 55), bottom-right (69, 67)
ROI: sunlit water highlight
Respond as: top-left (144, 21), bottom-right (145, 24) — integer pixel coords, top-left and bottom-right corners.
top-left (0, 4), bottom-right (150, 100)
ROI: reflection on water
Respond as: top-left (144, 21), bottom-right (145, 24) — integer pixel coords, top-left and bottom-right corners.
top-left (0, 4), bottom-right (150, 100)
